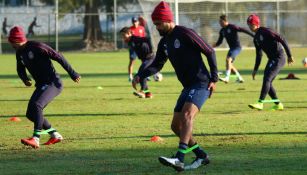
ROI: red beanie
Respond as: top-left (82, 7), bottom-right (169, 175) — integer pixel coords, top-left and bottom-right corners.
top-left (151, 1), bottom-right (174, 22)
top-left (8, 26), bottom-right (27, 44)
top-left (247, 14), bottom-right (260, 27)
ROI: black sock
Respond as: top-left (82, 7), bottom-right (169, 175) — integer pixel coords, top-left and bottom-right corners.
top-left (175, 142), bottom-right (188, 162)
top-left (191, 143), bottom-right (207, 158)
top-left (33, 130), bottom-right (41, 138)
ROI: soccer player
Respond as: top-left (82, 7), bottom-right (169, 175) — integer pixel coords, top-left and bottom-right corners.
top-left (2, 17), bottom-right (10, 36)
top-left (120, 27), bottom-right (154, 98)
top-left (27, 17), bottom-right (41, 37)
top-left (8, 26), bottom-right (81, 148)
top-left (127, 17), bottom-right (147, 81)
top-left (132, 1), bottom-right (218, 171)
top-left (213, 15), bottom-right (254, 83)
top-left (247, 14), bottom-right (294, 110)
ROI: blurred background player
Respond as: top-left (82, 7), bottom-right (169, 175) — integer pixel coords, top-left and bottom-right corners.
top-left (2, 17), bottom-right (11, 36)
top-left (213, 15), bottom-right (254, 83)
top-left (27, 17), bottom-right (41, 37)
top-left (120, 26), bottom-right (154, 98)
top-left (8, 26), bottom-right (81, 149)
top-left (132, 1), bottom-right (218, 172)
top-left (128, 16), bottom-right (146, 81)
top-left (247, 14), bottom-right (294, 111)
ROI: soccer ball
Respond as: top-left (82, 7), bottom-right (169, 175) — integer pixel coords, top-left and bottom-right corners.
top-left (153, 72), bottom-right (163, 82)
top-left (302, 57), bottom-right (307, 67)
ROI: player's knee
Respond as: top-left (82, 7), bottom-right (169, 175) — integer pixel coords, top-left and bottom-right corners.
top-left (182, 112), bottom-right (193, 123)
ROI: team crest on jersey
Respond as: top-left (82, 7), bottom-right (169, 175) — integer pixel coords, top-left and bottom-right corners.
top-left (174, 39), bottom-right (180, 49)
top-left (259, 34), bottom-right (264, 41)
top-left (28, 51), bottom-right (34, 59)
top-left (227, 29), bottom-right (231, 33)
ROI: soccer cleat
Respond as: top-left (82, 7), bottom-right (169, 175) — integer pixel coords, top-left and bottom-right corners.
top-left (271, 103), bottom-right (284, 111)
top-left (158, 156), bottom-right (184, 172)
top-left (184, 156), bottom-right (210, 170)
top-left (21, 137), bottom-right (39, 149)
top-left (248, 102), bottom-right (263, 110)
top-left (219, 77), bottom-right (229, 83)
top-left (133, 91), bottom-right (145, 98)
top-left (44, 132), bottom-right (63, 145)
top-left (236, 78), bottom-right (244, 83)
top-left (145, 92), bottom-right (153, 99)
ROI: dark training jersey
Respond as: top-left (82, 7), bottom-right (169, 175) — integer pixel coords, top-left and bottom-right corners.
top-left (16, 41), bottom-right (79, 87)
top-left (253, 27), bottom-right (292, 72)
top-left (215, 24), bottom-right (254, 48)
top-left (138, 25), bottom-right (218, 88)
top-left (128, 36), bottom-right (154, 61)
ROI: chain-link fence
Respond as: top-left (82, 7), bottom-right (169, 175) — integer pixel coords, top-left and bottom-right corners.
top-left (1, 0), bottom-right (306, 53)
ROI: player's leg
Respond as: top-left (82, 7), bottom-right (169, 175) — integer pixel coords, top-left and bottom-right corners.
top-left (159, 84), bottom-right (210, 171)
top-left (22, 80), bottom-right (63, 148)
top-left (249, 59), bottom-right (284, 110)
top-left (128, 48), bottom-right (137, 81)
top-left (139, 58), bottom-right (154, 98)
top-left (229, 47), bottom-right (243, 82)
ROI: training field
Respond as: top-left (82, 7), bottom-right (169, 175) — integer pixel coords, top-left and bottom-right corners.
top-left (0, 49), bottom-right (306, 175)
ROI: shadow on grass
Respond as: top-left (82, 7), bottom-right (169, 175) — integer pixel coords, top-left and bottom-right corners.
top-left (0, 144), bottom-right (306, 175)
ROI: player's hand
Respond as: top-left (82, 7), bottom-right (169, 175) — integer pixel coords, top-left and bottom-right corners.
top-left (23, 80), bottom-right (32, 87)
top-left (74, 76), bottom-right (81, 83)
top-left (208, 82), bottom-right (216, 98)
top-left (132, 76), bottom-right (140, 90)
top-left (252, 70), bottom-right (257, 80)
top-left (287, 56), bottom-right (294, 66)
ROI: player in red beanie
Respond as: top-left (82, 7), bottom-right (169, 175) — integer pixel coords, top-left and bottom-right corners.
top-left (133, 1), bottom-right (218, 171)
top-left (247, 14), bottom-right (294, 111)
top-left (8, 26), bottom-right (81, 149)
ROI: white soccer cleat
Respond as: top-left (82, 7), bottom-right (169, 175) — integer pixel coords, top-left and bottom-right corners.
top-left (184, 156), bottom-right (210, 170)
top-left (158, 156), bottom-right (184, 172)
top-left (219, 77), bottom-right (229, 83)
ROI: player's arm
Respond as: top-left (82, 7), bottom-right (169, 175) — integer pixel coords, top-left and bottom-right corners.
top-left (16, 55), bottom-right (32, 86)
top-left (133, 41), bottom-right (168, 89)
top-left (237, 26), bottom-right (254, 37)
top-left (185, 28), bottom-right (218, 97)
top-left (40, 44), bottom-right (81, 83)
top-left (252, 40), bottom-right (263, 80)
top-left (270, 31), bottom-right (294, 65)
top-left (213, 30), bottom-right (223, 47)
top-left (185, 28), bottom-right (218, 83)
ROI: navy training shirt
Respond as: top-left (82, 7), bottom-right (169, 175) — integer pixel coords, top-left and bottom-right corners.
top-left (16, 41), bottom-right (79, 87)
top-left (128, 36), bottom-right (153, 61)
top-left (215, 24), bottom-right (254, 48)
top-left (253, 27), bottom-right (292, 71)
top-left (138, 25), bottom-right (218, 88)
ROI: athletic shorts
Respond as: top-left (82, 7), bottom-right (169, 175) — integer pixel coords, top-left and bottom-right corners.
top-left (174, 82), bottom-right (210, 112)
top-left (227, 47), bottom-right (242, 62)
top-left (129, 48), bottom-right (137, 60)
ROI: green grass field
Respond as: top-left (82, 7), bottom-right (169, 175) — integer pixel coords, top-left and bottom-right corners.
top-left (0, 48), bottom-right (306, 175)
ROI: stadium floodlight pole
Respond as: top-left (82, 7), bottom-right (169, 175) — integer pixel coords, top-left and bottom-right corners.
top-left (114, 0), bottom-right (118, 50)
top-left (175, 0), bottom-right (179, 25)
top-left (55, 0), bottom-right (59, 51)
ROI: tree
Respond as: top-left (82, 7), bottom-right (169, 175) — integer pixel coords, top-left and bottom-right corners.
top-left (40, 0), bottom-right (136, 50)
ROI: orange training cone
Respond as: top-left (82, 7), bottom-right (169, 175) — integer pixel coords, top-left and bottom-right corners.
top-left (9, 116), bottom-right (21, 122)
top-left (150, 135), bottom-right (163, 142)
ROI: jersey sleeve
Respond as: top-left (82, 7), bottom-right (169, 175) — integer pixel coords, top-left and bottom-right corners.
top-left (137, 40), bottom-right (168, 79)
top-left (184, 28), bottom-right (218, 82)
top-left (16, 54), bottom-right (31, 82)
top-left (253, 39), bottom-right (263, 72)
top-left (40, 43), bottom-right (80, 80)
top-left (215, 29), bottom-right (224, 47)
top-left (269, 30), bottom-right (292, 58)
top-left (236, 26), bottom-right (254, 37)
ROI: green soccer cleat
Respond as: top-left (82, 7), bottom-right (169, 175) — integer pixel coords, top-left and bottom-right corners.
top-left (271, 103), bottom-right (284, 111)
top-left (248, 102), bottom-right (263, 110)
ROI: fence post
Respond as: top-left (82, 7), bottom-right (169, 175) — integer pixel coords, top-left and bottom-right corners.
top-left (276, 0), bottom-right (280, 33)
top-left (55, 0), bottom-right (59, 51)
top-left (114, 0), bottom-right (117, 50)
top-left (175, 0), bottom-right (179, 25)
